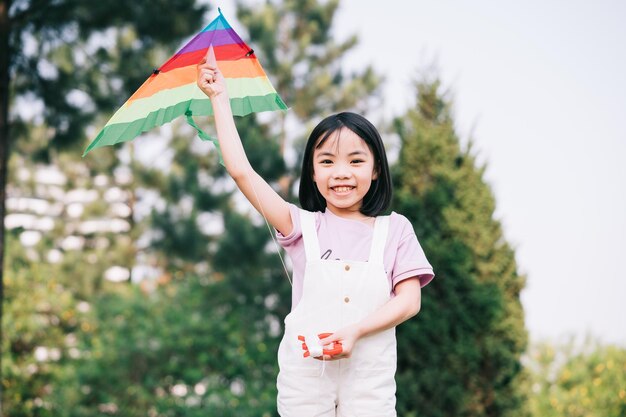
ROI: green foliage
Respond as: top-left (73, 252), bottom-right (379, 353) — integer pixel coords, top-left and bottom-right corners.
top-left (2, 232), bottom-right (87, 416)
top-left (392, 79), bottom-right (529, 417)
top-left (525, 340), bottom-right (626, 417)
top-left (71, 270), bottom-right (283, 417)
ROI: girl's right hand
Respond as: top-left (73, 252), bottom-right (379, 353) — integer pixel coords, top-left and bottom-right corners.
top-left (197, 46), bottom-right (227, 99)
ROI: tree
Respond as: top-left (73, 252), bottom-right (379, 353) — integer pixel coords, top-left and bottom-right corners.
top-left (392, 78), bottom-right (528, 417)
top-left (525, 339), bottom-right (626, 417)
top-left (1, 0), bottom-right (210, 407)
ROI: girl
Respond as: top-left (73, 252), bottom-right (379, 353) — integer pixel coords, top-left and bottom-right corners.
top-left (197, 49), bottom-right (434, 417)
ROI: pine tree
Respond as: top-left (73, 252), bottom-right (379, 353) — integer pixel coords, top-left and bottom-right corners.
top-left (392, 78), bottom-right (529, 417)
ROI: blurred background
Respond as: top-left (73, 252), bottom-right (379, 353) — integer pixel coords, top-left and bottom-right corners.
top-left (1, 0), bottom-right (624, 416)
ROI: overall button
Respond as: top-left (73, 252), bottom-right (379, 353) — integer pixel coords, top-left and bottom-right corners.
top-left (344, 264), bottom-right (350, 271)
top-left (344, 297), bottom-right (350, 303)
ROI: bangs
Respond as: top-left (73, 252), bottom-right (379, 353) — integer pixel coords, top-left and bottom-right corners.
top-left (314, 127), bottom-right (342, 149)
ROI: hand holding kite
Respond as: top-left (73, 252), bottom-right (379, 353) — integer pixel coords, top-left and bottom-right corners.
top-left (197, 46), bottom-right (226, 99)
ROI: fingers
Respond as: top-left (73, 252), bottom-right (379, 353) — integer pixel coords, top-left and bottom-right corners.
top-left (196, 46), bottom-right (223, 91)
top-left (319, 336), bottom-right (334, 344)
top-left (199, 68), bottom-right (218, 84)
top-left (205, 45), bottom-right (217, 66)
top-left (195, 47), bottom-right (226, 99)
top-left (318, 332), bottom-right (338, 344)
top-left (197, 62), bottom-right (218, 73)
top-left (300, 336), bottom-right (341, 360)
top-left (196, 46), bottom-right (219, 73)
top-left (313, 352), bottom-right (344, 361)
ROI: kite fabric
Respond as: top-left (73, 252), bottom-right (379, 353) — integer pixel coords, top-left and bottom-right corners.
top-left (83, 9), bottom-right (287, 157)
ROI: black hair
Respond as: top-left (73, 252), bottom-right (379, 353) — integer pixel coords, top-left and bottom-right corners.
top-left (298, 112), bottom-right (392, 216)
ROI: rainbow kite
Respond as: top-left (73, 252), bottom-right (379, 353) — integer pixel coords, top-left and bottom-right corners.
top-left (83, 9), bottom-right (287, 157)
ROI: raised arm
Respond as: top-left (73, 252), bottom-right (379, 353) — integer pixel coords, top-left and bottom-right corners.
top-left (197, 47), bottom-right (292, 236)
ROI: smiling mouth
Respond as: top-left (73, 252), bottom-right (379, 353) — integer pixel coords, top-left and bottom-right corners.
top-left (331, 186), bottom-right (355, 193)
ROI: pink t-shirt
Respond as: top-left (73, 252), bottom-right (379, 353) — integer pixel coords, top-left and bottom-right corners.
top-left (277, 204), bottom-right (434, 310)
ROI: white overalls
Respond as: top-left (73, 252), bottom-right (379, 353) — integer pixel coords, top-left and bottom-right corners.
top-left (277, 210), bottom-right (397, 417)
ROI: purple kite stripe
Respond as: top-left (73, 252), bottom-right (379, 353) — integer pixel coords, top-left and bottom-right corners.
top-left (178, 28), bottom-right (246, 54)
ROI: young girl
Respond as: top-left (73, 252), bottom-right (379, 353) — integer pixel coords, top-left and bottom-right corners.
top-left (197, 50), bottom-right (434, 417)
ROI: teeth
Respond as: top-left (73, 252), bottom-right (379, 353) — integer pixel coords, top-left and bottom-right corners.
top-left (333, 186), bottom-right (353, 192)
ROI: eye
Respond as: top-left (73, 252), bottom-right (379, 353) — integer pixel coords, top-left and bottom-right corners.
top-left (351, 159), bottom-right (365, 164)
top-left (318, 159), bottom-right (333, 165)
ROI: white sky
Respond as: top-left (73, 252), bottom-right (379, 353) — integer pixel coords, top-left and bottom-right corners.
top-left (330, 0), bottom-right (626, 346)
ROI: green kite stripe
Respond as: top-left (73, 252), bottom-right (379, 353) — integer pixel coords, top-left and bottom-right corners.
top-left (83, 94), bottom-right (287, 156)
top-left (107, 78), bottom-right (277, 125)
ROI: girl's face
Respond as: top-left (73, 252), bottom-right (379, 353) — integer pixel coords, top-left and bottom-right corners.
top-left (312, 128), bottom-right (378, 219)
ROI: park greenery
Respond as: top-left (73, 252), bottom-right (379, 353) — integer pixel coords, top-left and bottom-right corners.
top-left (1, 0), bottom-right (624, 416)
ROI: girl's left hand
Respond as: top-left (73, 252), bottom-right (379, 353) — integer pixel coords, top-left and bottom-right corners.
top-left (315, 324), bottom-right (362, 361)
top-left (196, 46), bottom-right (227, 99)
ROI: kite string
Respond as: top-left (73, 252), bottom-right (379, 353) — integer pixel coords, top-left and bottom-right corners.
top-left (244, 169), bottom-right (293, 286)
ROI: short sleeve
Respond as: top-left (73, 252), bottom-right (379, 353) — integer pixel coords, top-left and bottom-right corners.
top-left (390, 214), bottom-right (434, 289)
top-left (275, 203), bottom-right (303, 250)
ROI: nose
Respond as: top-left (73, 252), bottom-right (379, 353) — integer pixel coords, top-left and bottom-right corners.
top-left (331, 162), bottom-right (351, 179)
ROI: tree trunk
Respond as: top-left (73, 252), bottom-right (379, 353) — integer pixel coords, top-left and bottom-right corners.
top-left (0, 0), bottom-right (12, 410)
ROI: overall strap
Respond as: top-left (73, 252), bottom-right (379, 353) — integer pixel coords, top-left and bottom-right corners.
top-left (299, 209), bottom-right (321, 261)
top-left (368, 216), bottom-right (390, 264)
